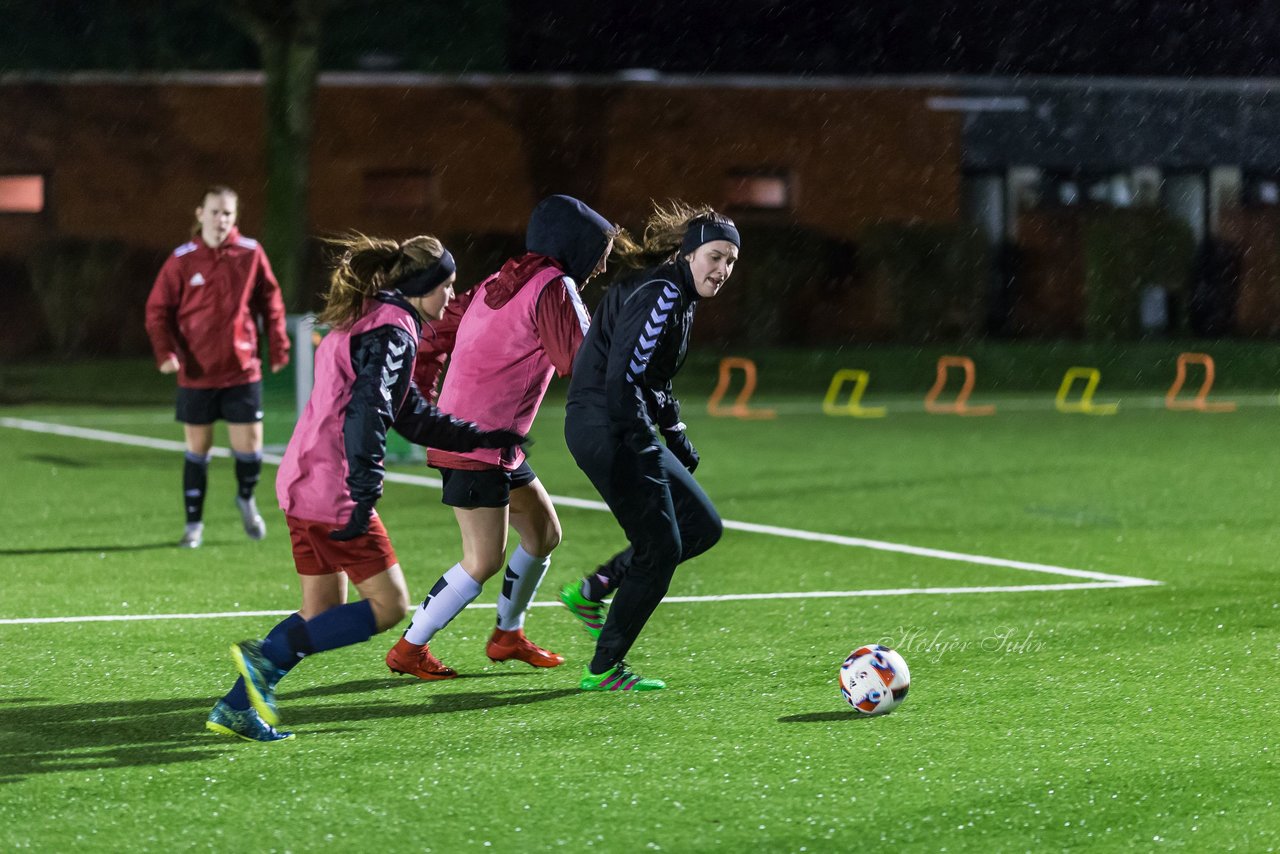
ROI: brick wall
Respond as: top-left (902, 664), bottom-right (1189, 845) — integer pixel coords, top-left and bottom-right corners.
top-left (0, 76), bottom-right (963, 255)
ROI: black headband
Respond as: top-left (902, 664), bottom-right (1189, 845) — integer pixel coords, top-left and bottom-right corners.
top-left (394, 249), bottom-right (456, 297)
top-left (680, 221), bottom-right (741, 256)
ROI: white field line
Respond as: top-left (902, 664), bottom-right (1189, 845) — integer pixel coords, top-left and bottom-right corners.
top-left (0, 581), bottom-right (1147, 626)
top-left (0, 417), bottom-right (1161, 626)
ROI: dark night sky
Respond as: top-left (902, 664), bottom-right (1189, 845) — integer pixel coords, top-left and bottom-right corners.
top-left (3, 0), bottom-right (1280, 77)
top-left (510, 0), bottom-right (1280, 77)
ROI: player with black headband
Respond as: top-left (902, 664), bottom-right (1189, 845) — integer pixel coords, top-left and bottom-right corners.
top-left (560, 202), bottom-right (741, 691)
top-left (207, 233), bottom-right (523, 742)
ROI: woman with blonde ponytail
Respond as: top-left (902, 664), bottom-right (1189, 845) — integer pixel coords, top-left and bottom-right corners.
top-left (205, 233), bottom-right (524, 743)
top-left (559, 201), bottom-right (741, 692)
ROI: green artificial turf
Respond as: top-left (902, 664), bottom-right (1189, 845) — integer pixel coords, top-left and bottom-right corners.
top-left (1, 358), bottom-right (1278, 851)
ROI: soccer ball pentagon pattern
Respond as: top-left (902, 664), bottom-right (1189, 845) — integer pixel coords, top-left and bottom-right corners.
top-left (839, 644), bottom-right (911, 715)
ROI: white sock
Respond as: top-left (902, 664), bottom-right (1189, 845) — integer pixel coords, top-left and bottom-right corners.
top-left (403, 564), bottom-right (482, 645)
top-left (495, 545), bottom-right (551, 631)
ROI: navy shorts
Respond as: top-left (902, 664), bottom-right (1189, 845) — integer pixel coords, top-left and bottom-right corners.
top-left (175, 381), bottom-right (264, 425)
top-left (438, 461), bottom-right (537, 508)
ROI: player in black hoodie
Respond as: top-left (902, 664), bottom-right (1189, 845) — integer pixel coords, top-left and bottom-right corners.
top-left (560, 202), bottom-right (740, 691)
top-left (387, 195), bottom-right (618, 680)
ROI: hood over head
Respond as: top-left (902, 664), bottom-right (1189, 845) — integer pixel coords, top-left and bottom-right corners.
top-left (525, 195), bottom-right (612, 283)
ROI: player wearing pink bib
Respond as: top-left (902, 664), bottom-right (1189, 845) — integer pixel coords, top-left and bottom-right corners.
top-left (206, 233), bottom-right (522, 742)
top-left (387, 195), bottom-right (617, 679)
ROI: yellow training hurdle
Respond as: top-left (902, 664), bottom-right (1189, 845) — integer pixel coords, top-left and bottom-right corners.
top-left (1054, 367), bottom-right (1119, 415)
top-left (822, 369), bottom-right (886, 418)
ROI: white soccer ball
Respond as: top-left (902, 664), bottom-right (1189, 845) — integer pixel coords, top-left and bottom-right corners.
top-left (839, 644), bottom-right (911, 715)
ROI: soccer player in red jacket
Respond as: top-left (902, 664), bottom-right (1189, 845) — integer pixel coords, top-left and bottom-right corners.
top-left (144, 185), bottom-right (291, 548)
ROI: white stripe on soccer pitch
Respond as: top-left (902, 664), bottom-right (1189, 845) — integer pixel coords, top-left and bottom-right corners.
top-left (0, 415), bottom-right (1162, 617)
top-left (0, 582), bottom-right (1152, 626)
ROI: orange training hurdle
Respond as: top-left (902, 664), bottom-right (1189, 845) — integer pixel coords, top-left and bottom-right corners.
top-left (924, 356), bottom-right (996, 416)
top-left (1165, 352), bottom-right (1236, 412)
top-left (707, 357), bottom-right (776, 419)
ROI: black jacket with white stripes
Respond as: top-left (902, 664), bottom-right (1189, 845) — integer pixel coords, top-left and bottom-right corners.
top-left (343, 291), bottom-right (492, 506)
top-left (566, 258), bottom-right (699, 443)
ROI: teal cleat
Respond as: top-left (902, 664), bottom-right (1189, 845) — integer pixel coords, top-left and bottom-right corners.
top-left (230, 640), bottom-right (287, 726)
top-left (579, 661), bottom-right (665, 692)
top-left (559, 581), bottom-right (606, 639)
top-left (206, 700), bottom-right (293, 742)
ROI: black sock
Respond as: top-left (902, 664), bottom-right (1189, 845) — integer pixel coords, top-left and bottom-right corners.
top-left (183, 451), bottom-right (209, 524)
top-left (233, 450), bottom-right (262, 501)
top-left (584, 568), bottom-right (614, 601)
top-left (589, 652), bottom-right (616, 675)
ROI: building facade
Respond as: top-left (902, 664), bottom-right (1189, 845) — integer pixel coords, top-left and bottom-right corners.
top-left (2, 72), bottom-right (1278, 355)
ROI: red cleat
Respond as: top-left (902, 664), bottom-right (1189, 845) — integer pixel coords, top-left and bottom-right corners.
top-left (386, 637), bottom-right (457, 680)
top-left (485, 628), bottom-right (565, 668)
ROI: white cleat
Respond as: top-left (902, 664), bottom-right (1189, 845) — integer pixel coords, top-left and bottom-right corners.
top-left (179, 522), bottom-right (204, 549)
top-left (236, 497), bottom-right (267, 541)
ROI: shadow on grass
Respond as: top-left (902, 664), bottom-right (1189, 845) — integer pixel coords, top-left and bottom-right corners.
top-left (0, 543), bottom-right (177, 556)
top-left (26, 454), bottom-right (94, 468)
top-left (777, 711), bottom-right (875, 723)
top-left (0, 676), bottom-right (578, 783)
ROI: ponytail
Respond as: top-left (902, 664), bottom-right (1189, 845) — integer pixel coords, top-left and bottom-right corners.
top-left (610, 200), bottom-right (734, 269)
top-left (317, 233), bottom-right (447, 328)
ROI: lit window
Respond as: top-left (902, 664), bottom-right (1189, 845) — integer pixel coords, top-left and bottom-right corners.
top-left (1244, 173), bottom-right (1280, 207)
top-left (362, 170), bottom-right (438, 214)
top-left (724, 172), bottom-right (792, 211)
top-left (1039, 173), bottom-right (1134, 209)
top-left (0, 175), bottom-right (45, 213)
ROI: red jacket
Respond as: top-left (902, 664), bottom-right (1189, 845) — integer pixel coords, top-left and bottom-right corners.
top-left (144, 227), bottom-right (290, 389)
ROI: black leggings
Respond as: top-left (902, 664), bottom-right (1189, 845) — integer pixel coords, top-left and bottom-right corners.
top-left (565, 419), bottom-right (723, 670)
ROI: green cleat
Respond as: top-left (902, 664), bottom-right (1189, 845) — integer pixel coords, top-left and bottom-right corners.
top-left (230, 640), bottom-right (287, 726)
top-left (579, 662), bottom-right (665, 692)
top-left (559, 581), bottom-right (606, 639)
top-left (206, 700), bottom-right (294, 743)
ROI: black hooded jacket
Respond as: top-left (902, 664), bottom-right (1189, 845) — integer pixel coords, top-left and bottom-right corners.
top-left (412, 194), bottom-right (611, 399)
top-left (565, 257), bottom-right (700, 443)
top-left (525, 194), bottom-right (613, 284)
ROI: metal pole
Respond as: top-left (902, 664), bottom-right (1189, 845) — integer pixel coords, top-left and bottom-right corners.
top-left (292, 313), bottom-right (317, 422)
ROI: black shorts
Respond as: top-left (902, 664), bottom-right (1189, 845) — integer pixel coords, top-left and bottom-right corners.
top-left (175, 381), bottom-right (264, 425)
top-left (438, 461), bottom-right (537, 508)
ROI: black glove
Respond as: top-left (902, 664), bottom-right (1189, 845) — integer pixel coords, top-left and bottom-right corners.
top-left (663, 428), bottom-right (699, 473)
top-left (330, 502), bottom-right (374, 541)
top-left (475, 429), bottom-right (528, 450)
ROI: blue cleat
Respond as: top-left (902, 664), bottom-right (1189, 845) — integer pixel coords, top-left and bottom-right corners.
top-left (206, 700), bottom-right (293, 742)
top-left (230, 640), bottom-right (287, 726)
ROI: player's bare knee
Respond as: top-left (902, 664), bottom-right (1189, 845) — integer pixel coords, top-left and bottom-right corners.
top-left (532, 521), bottom-right (562, 555)
top-left (370, 593), bottom-right (409, 633)
top-left (461, 554), bottom-right (506, 581)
